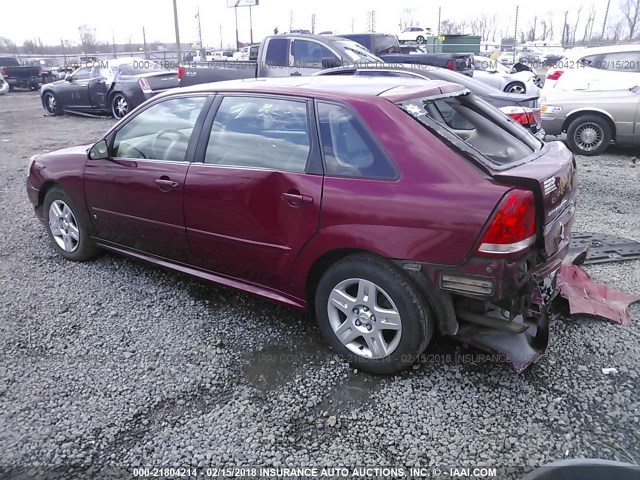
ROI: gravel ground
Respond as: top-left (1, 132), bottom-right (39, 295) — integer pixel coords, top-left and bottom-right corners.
top-left (0, 92), bottom-right (639, 478)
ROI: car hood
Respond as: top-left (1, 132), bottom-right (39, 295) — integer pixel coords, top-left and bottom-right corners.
top-left (40, 144), bottom-right (93, 159)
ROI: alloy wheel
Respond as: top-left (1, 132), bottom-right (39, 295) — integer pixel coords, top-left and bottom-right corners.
top-left (507, 84), bottom-right (526, 94)
top-left (327, 278), bottom-right (402, 359)
top-left (574, 122), bottom-right (604, 152)
top-left (45, 94), bottom-right (56, 114)
top-left (48, 200), bottom-right (80, 253)
top-left (113, 95), bottom-right (129, 118)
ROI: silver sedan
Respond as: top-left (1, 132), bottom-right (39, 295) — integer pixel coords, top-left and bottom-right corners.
top-left (541, 86), bottom-right (640, 156)
top-left (474, 59), bottom-right (543, 94)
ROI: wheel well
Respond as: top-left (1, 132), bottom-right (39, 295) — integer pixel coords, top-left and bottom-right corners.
top-left (38, 180), bottom-right (57, 206)
top-left (563, 111), bottom-right (616, 138)
top-left (304, 248), bottom-right (373, 311)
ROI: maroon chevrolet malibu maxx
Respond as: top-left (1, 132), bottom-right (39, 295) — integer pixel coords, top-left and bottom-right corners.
top-left (27, 76), bottom-right (576, 374)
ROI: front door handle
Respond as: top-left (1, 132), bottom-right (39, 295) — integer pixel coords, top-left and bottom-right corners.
top-left (290, 72), bottom-right (302, 76)
top-left (154, 177), bottom-right (180, 190)
top-left (281, 191), bottom-right (313, 206)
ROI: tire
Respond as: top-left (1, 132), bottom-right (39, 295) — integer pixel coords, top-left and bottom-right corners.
top-left (43, 187), bottom-right (99, 262)
top-left (42, 91), bottom-right (62, 116)
top-left (8, 84), bottom-right (14, 92)
top-left (315, 254), bottom-right (434, 375)
top-left (110, 92), bottom-right (130, 119)
top-left (416, 35), bottom-right (425, 44)
top-left (504, 81), bottom-right (526, 94)
top-left (566, 114), bottom-right (612, 156)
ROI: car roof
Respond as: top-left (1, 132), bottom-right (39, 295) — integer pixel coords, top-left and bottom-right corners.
top-left (176, 76), bottom-right (466, 102)
top-left (565, 43), bottom-right (640, 58)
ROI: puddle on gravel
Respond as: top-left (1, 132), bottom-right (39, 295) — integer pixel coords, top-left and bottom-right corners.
top-left (317, 373), bottom-right (385, 416)
top-left (244, 342), bottom-right (328, 392)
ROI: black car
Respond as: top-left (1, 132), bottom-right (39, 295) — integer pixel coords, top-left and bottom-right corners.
top-left (40, 59), bottom-right (179, 119)
top-left (315, 65), bottom-right (545, 139)
top-left (339, 33), bottom-right (401, 55)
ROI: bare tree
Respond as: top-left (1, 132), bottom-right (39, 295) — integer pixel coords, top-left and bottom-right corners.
top-left (78, 24), bottom-right (97, 52)
top-left (400, 8), bottom-right (419, 29)
top-left (526, 15), bottom-right (538, 41)
top-left (582, 5), bottom-right (597, 42)
top-left (621, 0), bottom-right (640, 38)
top-left (22, 39), bottom-right (37, 54)
top-left (0, 37), bottom-right (18, 53)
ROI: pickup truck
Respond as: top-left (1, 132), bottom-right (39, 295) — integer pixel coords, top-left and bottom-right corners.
top-left (0, 57), bottom-right (42, 91)
top-left (179, 34), bottom-right (389, 87)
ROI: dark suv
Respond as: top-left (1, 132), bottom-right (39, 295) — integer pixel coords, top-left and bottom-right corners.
top-left (339, 34), bottom-right (401, 55)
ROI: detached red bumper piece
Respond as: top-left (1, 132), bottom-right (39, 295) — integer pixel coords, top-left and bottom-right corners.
top-left (558, 264), bottom-right (640, 326)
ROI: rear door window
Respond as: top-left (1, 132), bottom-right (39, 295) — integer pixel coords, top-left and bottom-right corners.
top-left (373, 36), bottom-right (400, 54)
top-left (598, 51), bottom-right (640, 72)
top-left (399, 94), bottom-right (542, 168)
top-left (204, 96), bottom-right (311, 172)
top-left (265, 38), bottom-right (289, 67)
top-left (317, 102), bottom-right (396, 179)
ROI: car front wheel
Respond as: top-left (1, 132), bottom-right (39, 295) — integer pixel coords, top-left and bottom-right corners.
top-left (111, 93), bottom-right (130, 119)
top-left (504, 81), bottom-right (526, 94)
top-left (315, 254), bottom-right (434, 375)
top-left (44, 187), bottom-right (99, 261)
top-left (566, 114), bottom-right (612, 156)
top-left (416, 35), bottom-right (425, 44)
top-left (42, 91), bottom-right (62, 116)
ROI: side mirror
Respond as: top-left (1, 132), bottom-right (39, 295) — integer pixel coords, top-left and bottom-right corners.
top-left (65, 74), bottom-right (73, 81)
top-left (322, 57), bottom-right (342, 69)
top-left (88, 139), bottom-right (109, 160)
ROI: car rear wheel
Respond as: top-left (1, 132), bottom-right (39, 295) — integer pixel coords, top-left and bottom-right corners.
top-left (42, 92), bottom-right (62, 116)
top-left (111, 93), bottom-right (130, 119)
top-left (505, 81), bottom-right (526, 94)
top-left (416, 35), bottom-right (425, 44)
top-left (315, 254), bottom-right (434, 375)
top-left (44, 187), bottom-right (99, 262)
top-left (566, 114), bottom-right (612, 156)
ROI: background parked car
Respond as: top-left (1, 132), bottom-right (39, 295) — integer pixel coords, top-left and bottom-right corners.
top-left (315, 65), bottom-right (545, 138)
top-left (339, 33), bottom-right (401, 55)
top-left (543, 44), bottom-right (640, 91)
top-left (474, 59), bottom-right (542, 94)
top-left (40, 58), bottom-right (178, 119)
top-left (0, 71), bottom-right (9, 95)
top-left (541, 85), bottom-right (640, 156)
top-left (0, 56), bottom-right (41, 91)
top-left (397, 27), bottom-right (435, 44)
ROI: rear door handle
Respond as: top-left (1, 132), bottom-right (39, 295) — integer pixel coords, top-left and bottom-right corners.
top-left (290, 72), bottom-right (302, 76)
top-left (281, 191), bottom-right (313, 206)
top-left (154, 177), bottom-right (180, 190)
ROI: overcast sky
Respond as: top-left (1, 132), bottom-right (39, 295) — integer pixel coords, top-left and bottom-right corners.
top-left (2, 0), bottom-right (622, 49)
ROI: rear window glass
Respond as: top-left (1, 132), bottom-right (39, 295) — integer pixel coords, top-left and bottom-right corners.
top-left (398, 93), bottom-right (542, 168)
top-left (118, 62), bottom-right (166, 75)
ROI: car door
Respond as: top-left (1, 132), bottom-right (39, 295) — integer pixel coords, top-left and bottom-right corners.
top-left (88, 67), bottom-right (111, 110)
top-left (183, 94), bottom-right (324, 291)
top-left (57, 67), bottom-right (93, 109)
top-left (84, 95), bottom-right (211, 261)
top-left (289, 38), bottom-right (341, 76)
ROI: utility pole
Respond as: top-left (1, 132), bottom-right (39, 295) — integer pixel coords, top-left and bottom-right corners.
top-left (311, 14), bottom-right (316, 34)
top-left (112, 32), bottom-right (117, 58)
top-left (601, 0), bottom-right (611, 42)
top-left (249, 5), bottom-right (254, 44)
top-left (234, 5), bottom-right (240, 50)
top-left (220, 25), bottom-right (223, 49)
top-left (173, 0), bottom-right (182, 62)
top-left (437, 7), bottom-right (442, 36)
top-left (196, 6), bottom-right (204, 58)
top-left (351, 18), bottom-right (355, 33)
top-left (290, 10), bottom-right (294, 32)
top-left (142, 26), bottom-right (148, 59)
top-left (513, 5), bottom-right (519, 63)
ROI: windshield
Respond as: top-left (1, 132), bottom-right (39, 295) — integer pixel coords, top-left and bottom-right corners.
top-left (398, 93), bottom-right (542, 167)
top-left (334, 41), bottom-right (382, 63)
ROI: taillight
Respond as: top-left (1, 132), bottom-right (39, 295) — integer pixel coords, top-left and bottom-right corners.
top-left (1, 67), bottom-right (8, 77)
top-left (498, 106), bottom-right (538, 126)
top-left (546, 70), bottom-right (564, 81)
top-left (178, 67), bottom-right (186, 80)
top-left (477, 189), bottom-right (537, 256)
top-left (138, 77), bottom-right (151, 93)
top-left (446, 59), bottom-right (456, 71)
